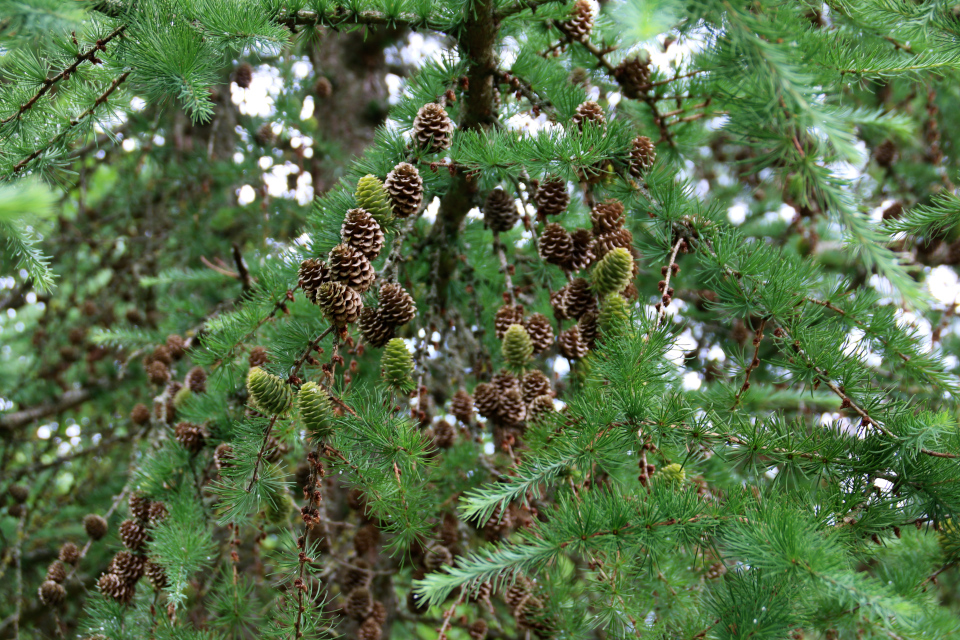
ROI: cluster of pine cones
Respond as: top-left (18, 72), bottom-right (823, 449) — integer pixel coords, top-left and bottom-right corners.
top-left (503, 576), bottom-right (555, 638)
top-left (136, 336), bottom-right (208, 430)
top-left (97, 493), bottom-right (169, 603)
top-left (37, 542), bottom-right (81, 607)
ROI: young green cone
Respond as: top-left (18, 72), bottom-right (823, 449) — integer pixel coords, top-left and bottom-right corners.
top-left (355, 175), bottom-right (394, 226)
top-left (502, 323), bottom-right (533, 370)
top-left (598, 293), bottom-right (631, 339)
top-left (657, 463), bottom-right (685, 487)
top-left (382, 338), bottom-right (415, 393)
top-left (247, 367), bottom-right (292, 416)
top-left (298, 381), bottom-right (334, 440)
top-left (592, 247), bottom-right (633, 297)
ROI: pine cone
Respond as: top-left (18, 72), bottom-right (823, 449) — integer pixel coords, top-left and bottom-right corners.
top-left (881, 201), bottom-right (903, 220)
top-left (614, 56), bottom-right (651, 99)
top-left (131, 403), bottom-right (150, 425)
top-left (484, 504), bottom-right (513, 539)
top-left (550, 288), bottom-right (570, 322)
top-left (57, 542), bottom-right (79, 566)
top-left (329, 244), bottom-right (376, 294)
top-left (147, 501), bottom-right (168, 526)
top-left (340, 560), bottom-right (372, 592)
top-left (495, 304), bottom-right (525, 340)
top-left (504, 578), bottom-right (531, 609)
top-left (432, 420), bottom-right (457, 449)
top-left (521, 370), bottom-right (552, 403)
top-left (186, 367), bottom-right (207, 394)
top-left (567, 228), bottom-right (595, 272)
top-left (166, 334), bottom-right (185, 359)
top-left (469, 620), bottom-right (488, 640)
top-left (342, 208), bottom-right (385, 260)
top-left (353, 523), bottom-right (380, 555)
top-left (359, 307), bottom-right (395, 348)
top-left (492, 371), bottom-right (521, 397)
top-left (175, 421), bottom-right (205, 453)
top-left (657, 462), bottom-right (686, 486)
top-left (369, 600), bottom-right (387, 626)
top-left (299, 258), bottom-right (331, 304)
top-left (385, 162), bottom-right (424, 218)
top-left (358, 618), bottom-right (383, 640)
top-left (592, 247), bottom-right (634, 297)
top-left (470, 581), bottom-right (493, 603)
top-left (248, 346), bottom-right (269, 368)
top-left (130, 492), bottom-right (151, 521)
top-left (344, 587), bottom-right (374, 620)
top-left (539, 223), bottom-right (573, 266)
top-left (298, 381), bottom-right (334, 440)
top-left (119, 518), bottom-right (147, 551)
top-left (534, 176), bottom-right (569, 218)
top-left (558, 326), bottom-right (588, 360)
top-left (378, 283), bottom-right (417, 327)
top-left (46, 560), bottom-right (67, 583)
top-left (144, 560), bottom-right (168, 590)
top-left (84, 514), bottom-right (108, 541)
top-left (147, 360), bottom-right (170, 386)
top-left (412, 103), bottom-right (454, 153)
top-left (355, 175), bottom-right (394, 226)
top-left (528, 394), bottom-right (557, 425)
top-left (39, 580), bottom-right (66, 607)
top-left (247, 367), bottom-right (293, 415)
top-left (484, 188), bottom-right (520, 232)
top-left (875, 139), bottom-right (896, 167)
top-left (572, 100), bottom-right (606, 131)
top-left (108, 551), bottom-right (146, 584)
top-left (424, 545), bottom-right (453, 572)
top-left (629, 136), bottom-right (656, 177)
top-left (579, 309), bottom-right (598, 348)
top-left (382, 338), bottom-right (415, 393)
top-left (214, 443), bottom-right (234, 473)
top-left (524, 314), bottom-right (554, 355)
top-left (515, 595), bottom-right (551, 633)
top-left (561, 0), bottom-right (595, 42)
top-left (473, 383), bottom-right (500, 420)
top-left (150, 345), bottom-right (173, 366)
top-left (599, 293), bottom-right (631, 338)
top-left (450, 389), bottom-right (474, 423)
top-left (314, 76), bottom-right (332, 98)
top-left (499, 389), bottom-right (526, 426)
top-left (564, 278), bottom-right (596, 320)
top-left (97, 573), bottom-right (132, 603)
top-left (502, 324), bottom-right (534, 369)
top-left (593, 228), bottom-right (633, 259)
top-left (233, 62), bottom-right (253, 89)
top-left (591, 201), bottom-right (625, 233)
top-left (316, 281), bottom-right (364, 327)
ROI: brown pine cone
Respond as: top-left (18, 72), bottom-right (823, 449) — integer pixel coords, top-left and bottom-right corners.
top-left (881, 202), bottom-right (903, 220)
top-left (484, 188), bottom-right (520, 232)
top-left (248, 346), bottom-right (269, 368)
top-left (186, 366), bottom-right (207, 394)
top-left (579, 310), bottom-right (598, 348)
top-left (46, 560), bottom-right (67, 583)
top-left (314, 76), bottom-right (333, 98)
top-left (316, 282), bottom-right (364, 327)
top-left (108, 551), bottom-right (146, 584)
top-left (572, 100), bottom-right (606, 131)
top-left (385, 162), bottom-right (424, 218)
top-left (214, 443), bottom-right (234, 473)
top-left (875, 139), bottom-right (896, 167)
top-left (472, 383), bottom-right (500, 420)
top-left (521, 370), bottom-right (552, 403)
top-left (150, 345), bottom-right (173, 366)
top-left (614, 56), bottom-right (651, 99)
top-left (591, 200), bottom-right (625, 233)
top-left (469, 580), bottom-right (493, 603)
top-left (432, 420), bottom-right (456, 449)
top-left (594, 228), bottom-right (634, 259)
top-left (527, 395), bottom-right (556, 425)
top-left (450, 389), bottom-right (474, 423)
top-left (469, 621), bottom-right (488, 640)
top-left (144, 560), bottom-right (168, 590)
top-left (439, 511), bottom-right (460, 547)
top-left (561, 0), bottom-right (595, 42)
top-left (131, 403), bottom-right (150, 425)
top-left (534, 176), bottom-right (569, 219)
top-left (127, 494), bottom-right (148, 521)
top-left (629, 136), bottom-right (657, 177)
top-left (84, 514), bottom-right (109, 541)
top-left (344, 587), bottom-right (374, 620)
top-left (524, 314), bottom-right (555, 355)
top-left (97, 573), bottom-right (132, 603)
top-left (233, 62), bottom-right (253, 89)
top-left (39, 580), bottom-right (67, 607)
top-left (484, 504), bottom-right (513, 540)
top-left (147, 360), bottom-right (170, 386)
top-left (564, 278), bottom-right (596, 320)
top-left (515, 595), bottom-right (551, 633)
top-left (412, 103), bottom-right (454, 153)
top-left (492, 371), bottom-right (521, 397)
top-left (369, 600), bottom-right (387, 627)
top-left (328, 244), bottom-right (376, 293)
top-left (166, 334), bottom-right (186, 359)
top-left (358, 618), bottom-right (383, 640)
top-left (378, 283), bottom-right (416, 327)
top-left (147, 501), bottom-right (168, 526)
top-left (340, 560), bottom-right (372, 592)
top-left (539, 223), bottom-right (573, 266)
top-left (341, 208), bottom-right (385, 260)
top-left (119, 519), bottom-right (147, 551)
top-left (175, 421), bottom-right (205, 453)
top-left (550, 288), bottom-right (570, 322)
top-left (559, 325), bottom-right (588, 360)
top-left (495, 304), bottom-right (525, 340)
top-left (298, 258), bottom-right (330, 304)
top-left (499, 389), bottom-right (526, 426)
top-left (59, 542), bottom-right (80, 565)
top-left (354, 523), bottom-right (381, 555)
top-left (359, 307), bottom-right (396, 348)
top-left (424, 545), bottom-right (453, 572)
top-left (504, 577), bottom-right (531, 609)
top-left (567, 228), bottom-right (595, 272)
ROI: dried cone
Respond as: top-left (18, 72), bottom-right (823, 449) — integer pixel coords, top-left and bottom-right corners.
top-left (564, 278), bottom-right (596, 320)
top-left (469, 620), bottom-right (488, 640)
top-left (473, 383), bottom-right (500, 420)
top-left (39, 580), bottom-right (66, 607)
top-left (214, 443), bottom-right (234, 472)
top-left (527, 395), bottom-right (556, 425)
top-left (109, 551), bottom-right (145, 584)
top-left (424, 545), bottom-right (453, 572)
top-left (354, 524), bottom-right (380, 555)
top-left (316, 281), bottom-right (364, 327)
top-left (341, 560), bottom-right (372, 592)
top-left (84, 514), bottom-right (109, 540)
top-left (233, 62), bottom-right (253, 89)
top-left (344, 587), bottom-right (374, 620)
top-left (359, 307), bottom-right (395, 348)
top-left (492, 370), bottom-right (521, 397)
top-left (341, 208), bottom-right (385, 260)
top-left (378, 283), bottom-right (417, 327)
top-left (144, 560), bottom-right (168, 590)
top-left (522, 370), bottom-right (552, 403)
top-left (504, 578), bottom-right (531, 609)
top-left (629, 136), bottom-right (657, 177)
top-left (594, 227), bottom-right (633, 260)
top-left (494, 304), bottom-right (525, 340)
top-left (534, 176), bottom-right (569, 219)
top-left (129, 493), bottom-right (151, 521)
top-left (484, 188), bottom-right (520, 232)
top-left (119, 518), bottom-right (147, 550)
top-left (591, 201), bottom-right (625, 233)
top-left (614, 56), bottom-right (651, 99)
top-left (358, 618), bottom-right (383, 640)
top-left (875, 139), bottom-right (896, 167)
top-left (369, 600), bottom-right (387, 626)
top-left (247, 367), bottom-right (293, 415)
top-left (592, 247), bottom-right (634, 297)
top-left (450, 389), bottom-right (474, 423)
top-left (572, 100), bottom-right (606, 131)
top-left (98, 573), bottom-right (132, 603)
top-left (59, 542), bottom-right (80, 565)
top-left (559, 326), bottom-right (588, 360)
top-left (432, 420), bottom-right (457, 449)
top-left (298, 258), bottom-right (330, 304)
top-left (579, 310), bottom-right (598, 348)
top-left (567, 228), bottom-right (595, 272)
top-left (524, 314), bottom-right (554, 355)
top-left (355, 175), bottom-right (394, 226)
top-left (562, 0), bottom-right (595, 42)
top-left (248, 346), bottom-right (269, 368)
top-left (131, 403), bottom-right (150, 425)
top-left (539, 223), bottom-right (573, 266)
top-left (328, 244), bottom-right (376, 293)
top-left (175, 422), bottom-right (205, 453)
top-left (412, 103), bottom-right (454, 153)
top-left (385, 162), bottom-right (424, 218)
top-left (550, 288), bottom-right (569, 322)
top-left (382, 338), bottom-right (415, 393)
top-left (147, 361), bottom-right (170, 386)
top-left (147, 501), bottom-right (168, 525)
top-left (186, 367), bottom-right (207, 394)
top-left (46, 560), bottom-right (67, 583)
top-left (502, 324), bottom-right (534, 370)
top-left (499, 389), bottom-right (526, 426)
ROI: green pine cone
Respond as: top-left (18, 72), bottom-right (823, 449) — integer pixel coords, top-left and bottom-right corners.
top-left (502, 323), bottom-right (533, 370)
top-left (173, 385), bottom-right (193, 409)
top-left (657, 463), bottom-right (685, 487)
top-left (598, 293), bottom-right (631, 338)
top-left (355, 175), bottom-right (394, 226)
top-left (592, 247), bottom-right (633, 297)
top-left (298, 381), bottom-right (334, 440)
top-left (247, 367), bottom-right (292, 416)
top-left (382, 338), bottom-right (415, 393)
